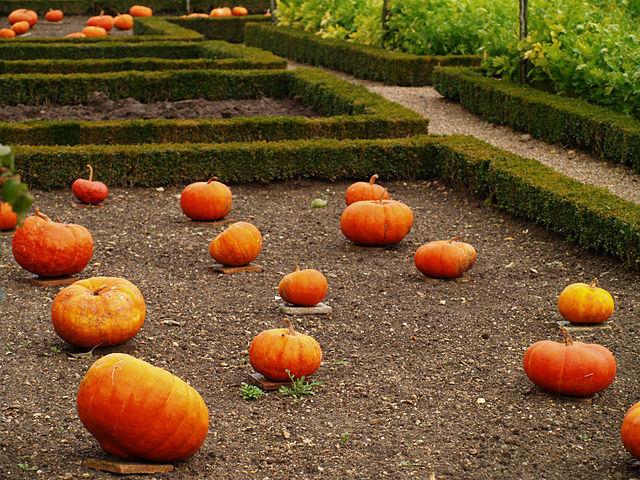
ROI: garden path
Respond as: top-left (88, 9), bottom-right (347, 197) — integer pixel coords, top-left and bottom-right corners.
top-left (288, 60), bottom-right (640, 205)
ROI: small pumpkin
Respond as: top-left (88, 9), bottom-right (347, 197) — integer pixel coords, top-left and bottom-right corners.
top-left (12, 208), bottom-right (93, 278)
top-left (87, 11), bottom-right (114, 31)
top-left (232, 6), bottom-right (248, 15)
top-left (209, 221), bottom-right (262, 266)
top-left (65, 31), bottom-right (86, 38)
top-left (180, 177), bottom-right (232, 221)
top-left (45, 9), bottom-right (64, 22)
top-left (113, 13), bottom-right (134, 29)
top-left (77, 353), bottom-right (209, 462)
top-left (345, 174), bottom-right (389, 205)
top-left (558, 278), bottom-right (614, 324)
top-left (72, 164), bottom-right (109, 205)
top-left (621, 401), bottom-right (640, 459)
top-left (414, 237), bottom-right (477, 279)
top-left (52, 277), bottom-right (145, 348)
top-left (82, 25), bottom-right (107, 37)
top-left (340, 191), bottom-right (413, 246)
top-left (523, 327), bottom-right (616, 397)
top-left (278, 265), bottom-right (328, 307)
top-left (129, 5), bottom-right (153, 16)
top-left (0, 202), bottom-right (18, 230)
top-left (187, 12), bottom-right (210, 17)
top-left (249, 318), bottom-right (322, 381)
top-left (0, 28), bottom-right (16, 39)
top-left (11, 21), bottom-right (30, 35)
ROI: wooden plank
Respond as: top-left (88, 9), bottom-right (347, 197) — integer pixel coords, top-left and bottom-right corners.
top-left (22, 275), bottom-right (78, 287)
top-left (71, 202), bottom-right (104, 208)
top-left (188, 218), bottom-right (235, 226)
top-left (556, 320), bottom-right (612, 332)
top-left (248, 372), bottom-right (291, 391)
top-left (209, 263), bottom-right (264, 274)
top-left (83, 459), bottom-right (174, 474)
top-left (279, 302), bottom-right (332, 315)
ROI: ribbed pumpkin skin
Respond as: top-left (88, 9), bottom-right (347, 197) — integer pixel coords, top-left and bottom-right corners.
top-left (345, 174), bottom-right (389, 205)
top-left (558, 279), bottom-right (614, 324)
top-left (523, 335), bottom-right (616, 397)
top-left (77, 353), bottom-right (209, 462)
top-left (278, 266), bottom-right (328, 307)
top-left (12, 210), bottom-right (93, 277)
top-left (180, 178), bottom-right (232, 221)
top-left (249, 319), bottom-right (322, 381)
top-left (52, 277), bottom-right (145, 348)
top-left (414, 239), bottom-right (477, 279)
top-left (0, 202), bottom-right (17, 230)
top-left (209, 221), bottom-right (262, 266)
top-left (340, 199), bottom-right (413, 246)
top-left (622, 401), bottom-right (640, 458)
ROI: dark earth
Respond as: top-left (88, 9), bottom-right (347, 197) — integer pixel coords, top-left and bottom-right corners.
top-left (0, 14), bottom-right (134, 39)
top-left (2, 178), bottom-right (640, 480)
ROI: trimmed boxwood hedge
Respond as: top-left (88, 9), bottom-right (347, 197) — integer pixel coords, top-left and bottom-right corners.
top-left (13, 134), bottom-right (640, 267)
top-left (433, 66), bottom-right (640, 174)
top-left (244, 23), bottom-right (481, 86)
top-left (168, 15), bottom-right (271, 43)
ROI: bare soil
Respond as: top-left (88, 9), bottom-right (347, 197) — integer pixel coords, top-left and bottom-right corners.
top-left (2, 179), bottom-right (640, 479)
top-left (0, 15), bottom-right (133, 39)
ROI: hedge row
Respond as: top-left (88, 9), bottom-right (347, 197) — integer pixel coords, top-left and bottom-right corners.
top-left (168, 15), bottom-right (271, 43)
top-left (13, 134), bottom-right (640, 266)
top-left (433, 66), bottom-right (640, 174)
top-left (244, 23), bottom-right (481, 86)
top-left (0, 68), bottom-right (427, 145)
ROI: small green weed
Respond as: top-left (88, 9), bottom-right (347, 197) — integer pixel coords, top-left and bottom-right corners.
top-left (240, 383), bottom-right (265, 401)
top-left (50, 346), bottom-right (61, 354)
top-left (279, 370), bottom-right (321, 402)
top-left (18, 462), bottom-right (37, 471)
top-left (336, 432), bottom-right (351, 442)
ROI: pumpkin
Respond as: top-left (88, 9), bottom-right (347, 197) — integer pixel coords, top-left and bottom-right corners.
top-left (52, 277), bottom-right (145, 348)
top-left (129, 5), bottom-right (152, 17)
top-left (209, 221), bottom-right (262, 266)
top-left (71, 164), bottom-right (109, 205)
top-left (249, 318), bottom-right (322, 381)
top-left (9, 9), bottom-right (37, 26)
top-left (340, 192), bottom-right (413, 246)
top-left (345, 174), bottom-right (389, 206)
top-left (278, 265), bottom-right (328, 307)
top-left (0, 28), bottom-right (16, 39)
top-left (87, 11), bottom-right (114, 31)
top-left (113, 13), bottom-right (134, 29)
top-left (523, 327), bottom-right (616, 397)
top-left (77, 353), bottom-right (209, 462)
top-left (232, 6), bottom-right (248, 15)
top-left (65, 32), bottom-right (85, 38)
top-left (621, 401), bottom-right (640, 459)
top-left (180, 177), bottom-right (232, 221)
top-left (558, 278), bottom-right (614, 324)
top-left (82, 26), bottom-right (107, 37)
top-left (210, 6), bottom-right (231, 16)
top-left (12, 208), bottom-right (93, 278)
top-left (11, 21), bottom-right (30, 35)
top-left (0, 202), bottom-right (18, 230)
top-left (187, 12), bottom-right (209, 17)
top-left (45, 9), bottom-right (64, 22)
top-left (414, 237), bottom-right (477, 279)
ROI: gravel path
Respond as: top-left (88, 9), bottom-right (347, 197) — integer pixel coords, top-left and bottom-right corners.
top-left (288, 61), bottom-right (640, 205)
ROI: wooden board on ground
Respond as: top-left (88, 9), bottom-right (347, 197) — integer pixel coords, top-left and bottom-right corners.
top-left (279, 302), bottom-right (332, 315)
top-left (71, 202), bottom-right (104, 209)
top-left (22, 275), bottom-right (78, 287)
top-left (248, 372), bottom-right (292, 391)
top-left (209, 263), bottom-right (264, 274)
top-left (83, 459), bottom-right (173, 474)
top-left (189, 218), bottom-right (235, 226)
top-left (556, 320), bottom-right (612, 332)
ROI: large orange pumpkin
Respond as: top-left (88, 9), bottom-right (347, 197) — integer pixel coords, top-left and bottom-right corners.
top-left (249, 318), bottom-right (322, 381)
top-left (52, 277), bottom-right (145, 348)
top-left (209, 221), bottom-right (262, 266)
top-left (622, 401), bottom-right (640, 459)
top-left (12, 209), bottom-right (93, 277)
top-left (345, 174), bottom-right (389, 205)
top-left (87, 11), bottom-right (114, 31)
top-left (340, 194), bottom-right (413, 246)
top-left (77, 353), bottom-right (209, 462)
top-left (523, 328), bottom-right (616, 397)
top-left (414, 237), bottom-right (477, 279)
top-left (129, 5), bottom-right (152, 16)
top-left (0, 202), bottom-right (18, 230)
top-left (180, 177), bottom-right (232, 221)
top-left (278, 265), bottom-right (328, 307)
top-left (558, 278), bottom-right (614, 324)
top-left (9, 9), bottom-right (37, 26)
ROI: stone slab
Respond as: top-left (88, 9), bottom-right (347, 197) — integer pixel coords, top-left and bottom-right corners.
top-left (556, 320), bottom-right (612, 332)
top-left (279, 302), bottom-right (332, 315)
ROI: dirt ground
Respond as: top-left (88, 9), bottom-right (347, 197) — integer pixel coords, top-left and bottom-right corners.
top-left (1, 179), bottom-right (640, 479)
top-left (0, 15), bottom-right (133, 39)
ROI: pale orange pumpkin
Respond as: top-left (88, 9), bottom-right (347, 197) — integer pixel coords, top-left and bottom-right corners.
top-left (209, 221), bottom-right (262, 266)
top-left (414, 237), bottom-right (477, 279)
top-left (82, 26), bottom-right (107, 37)
top-left (129, 5), bottom-right (152, 16)
top-left (0, 202), bottom-right (18, 230)
top-left (345, 174), bottom-right (389, 205)
top-left (278, 265), bottom-right (328, 307)
top-left (113, 13), bottom-right (134, 29)
top-left (558, 278), bottom-right (614, 324)
top-left (0, 28), bottom-right (16, 39)
top-left (65, 32), bottom-right (86, 38)
top-left (11, 21), bottom-right (30, 35)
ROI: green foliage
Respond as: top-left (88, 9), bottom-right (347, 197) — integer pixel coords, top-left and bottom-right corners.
top-left (240, 383), bottom-right (265, 400)
top-left (279, 369), bottom-right (322, 402)
top-left (168, 15), bottom-right (271, 43)
top-left (0, 145), bottom-right (32, 222)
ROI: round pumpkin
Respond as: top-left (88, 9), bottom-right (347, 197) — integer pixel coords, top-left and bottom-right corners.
top-left (9, 9), bottom-right (37, 26)
top-left (249, 318), bottom-right (322, 381)
top-left (0, 202), bottom-right (18, 230)
top-left (113, 13), bottom-right (134, 30)
top-left (0, 28), bottom-right (16, 39)
top-left (52, 277), bottom-right (145, 348)
top-left (45, 9), bottom-right (64, 22)
top-left (558, 278), bottom-right (614, 324)
top-left (129, 5), bottom-right (152, 16)
top-left (11, 21), bottom-right (30, 35)
top-left (232, 6), bottom-right (248, 15)
top-left (87, 11), bottom-right (114, 31)
top-left (210, 6), bottom-right (231, 16)
top-left (82, 26), bottom-right (107, 37)
top-left (209, 221), bottom-right (262, 266)
top-left (77, 353), bottom-right (209, 462)
top-left (622, 401), bottom-right (640, 459)
top-left (523, 328), bottom-right (616, 397)
top-left (340, 193), bottom-right (413, 246)
top-left (12, 208), bottom-right (93, 277)
top-left (278, 265), bottom-right (328, 307)
top-left (414, 237), bottom-right (477, 279)
top-left (65, 32), bottom-right (86, 38)
top-left (72, 164), bottom-right (109, 205)
top-left (180, 177), bottom-right (232, 221)
top-left (345, 174), bottom-right (389, 205)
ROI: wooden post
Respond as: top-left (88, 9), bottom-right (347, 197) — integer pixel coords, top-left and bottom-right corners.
top-left (185, 0), bottom-right (190, 14)
top-left (519, 0), bottom-right (528, 84)
top-left (270, 0), bottom-right (277, 23)
top-left (381, 0), bottom-right (390, 43)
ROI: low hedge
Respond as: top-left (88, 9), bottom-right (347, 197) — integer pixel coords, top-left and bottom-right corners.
top-left (244, 23), bottom-right (481, 86)
top-left (433, 66), bottom-right (640, 174)
top-left (13, 134), bottom-right (640, 267)
top-left (0, 68), bottom-right (427, 144)
top-left (168, 15), bottom-right (271, 43)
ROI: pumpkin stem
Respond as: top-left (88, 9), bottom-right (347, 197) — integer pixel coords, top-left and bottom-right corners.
top-left (34, 208), bottom-right (52, 222)
top-left (93, 286), bottom-right (108, 296)
top-left (86, 164), bottom-right (94, 182)
top-left (559, 327), bottom-right (573, 346)
top-left (590, 278), bottom-right (599, 288)
top-left (283, 317), bottom-right (296, 335)
top-left (368, 174), bottom-right (379, 185)
top-left (207, 177), bottom-right (220, 183)
top-left (294, 264), bottom-right (300, 272)
top-left (377, 188), bottom-right (389, 203)
top-left (449, 236), bottom-right (462, 243)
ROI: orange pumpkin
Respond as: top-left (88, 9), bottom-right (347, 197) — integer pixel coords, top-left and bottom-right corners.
top-left (129, 5), bottom-right (152, 16)
top-left (9, 9), bottom-right (37, 26)
top-left (210, 6), bottom-right (231, 16)
top-left (52, 277), bottom-right (145, 348)
top-left (12, 208), bottom-right (93, 277)
top-left (87, 11), bottom-right (114, 31)
top-left (11, 21), bottom-right (30, 35)
top-left (622, 401), bottom-right (640, 459)
top-left (209, 221), bottom-right (262, 266)
top-left (45, 9), bottom-right (64, 22)
top-left (0, 28), bottom-right (16, 39)
top-left (0, 202), bottom-right (18, 230)
top-left (187, 12), bottom-right (209, 17)
top-left (113, 13), bottom-right (134, 29)
top-left (414, 237), bottom-right (477, 279)
top-left (232, 6), bottom-right (248, 15)
top-left (523, 328), bottom-right (616, 397)
top-left (180, 177), bottom-right (232, 221)
top-left (345, 174), bottom-right (389, 205)
top-left (77, 353), bottom-right (209, 462)
top-left (65, 32), bottom-right (86, 38)
top-left (340, 192), bottom-right (413, 246)
top-left (249, 318), bottom-right (322, 381)
top-left (82, 26), bottom-right (107, 37)
top-left (558, 278), bottom-right (614, 324)
top-left (278, 265), bottom-right (328, 307)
